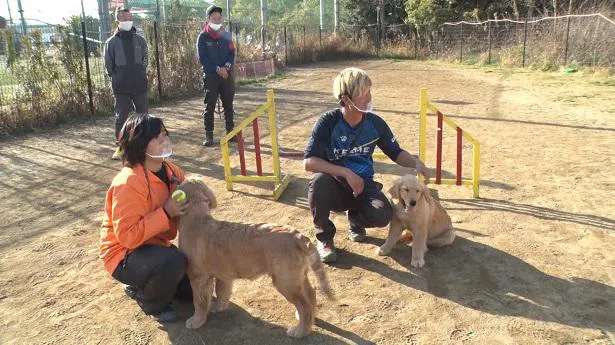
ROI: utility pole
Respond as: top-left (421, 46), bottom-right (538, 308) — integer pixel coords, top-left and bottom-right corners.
top-left (17, 0), bottom-right (26, 35)
top-left (7, 0), bottom-right (14, 24)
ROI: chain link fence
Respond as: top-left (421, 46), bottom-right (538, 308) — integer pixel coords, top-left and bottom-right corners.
top-left (1, 10), bottom-right (613, 136)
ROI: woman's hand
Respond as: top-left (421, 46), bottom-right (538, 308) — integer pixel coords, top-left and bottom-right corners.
top-left (163, 197), bottom-right (190, 218)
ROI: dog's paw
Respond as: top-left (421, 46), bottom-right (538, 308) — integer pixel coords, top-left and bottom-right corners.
top-left (211, 301), bottom-right (229, 313)
top-left (410, 256), bottom-right (425, 268)
top-left (377, 246), bottom-right (391, 256)
top-left (287, 325), bottom-right (309, 338)
top-left (185, 315), bottom-right (207, 329)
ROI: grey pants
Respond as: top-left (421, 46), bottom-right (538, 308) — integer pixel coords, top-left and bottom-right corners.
top-left (114, 92), bottom-right (149, 141)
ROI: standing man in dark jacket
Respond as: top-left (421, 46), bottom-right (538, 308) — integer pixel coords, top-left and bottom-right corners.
top-left (104, 7), bottom-right (149, 159)
top-left (197, 5), bottom-right (237, 147)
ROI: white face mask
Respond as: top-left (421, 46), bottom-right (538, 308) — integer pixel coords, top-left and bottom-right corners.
top-left (118, 21), bottom-right (133, 31)
top-left (348, 98), bottom-right (374, 114)
top-left (146, 137), bottom-right (173, 160)
top-left (146, 147), bottom-right (172, 160)
top-left (209, 23), bottom-right (223, 31)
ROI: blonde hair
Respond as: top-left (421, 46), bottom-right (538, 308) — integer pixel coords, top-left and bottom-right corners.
top-left (333, 67), bottom-right (372, 101)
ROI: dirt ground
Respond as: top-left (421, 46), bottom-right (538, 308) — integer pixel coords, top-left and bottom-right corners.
top-left (1, 59), bottom-right (614, 345)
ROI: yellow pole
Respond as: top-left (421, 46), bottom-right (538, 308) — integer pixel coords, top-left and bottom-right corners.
top-left (221, 142), bottom-right (233, 191)
top-left (473, 143), bottom-right (480, 198)
top-left (267, 90), bottom-right (282, 183)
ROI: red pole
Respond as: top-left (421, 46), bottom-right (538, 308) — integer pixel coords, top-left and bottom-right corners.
top-left (237, 131), bottom-right (247, 176)
top-left (436, 111), bottom-right (443, 184)
top-left (456, 127), bottom-right (462, 186)
top-left (252, 118), bottom-right (263, 176)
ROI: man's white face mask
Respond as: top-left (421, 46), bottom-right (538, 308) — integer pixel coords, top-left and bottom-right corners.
top-left (347, 98), bottom-right (374, 114)
top-left (118, 21), bottom-right (133, 31)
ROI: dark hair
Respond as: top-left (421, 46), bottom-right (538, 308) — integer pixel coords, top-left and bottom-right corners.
top-left (118, 114), bottom-right (168, 167)
top-left (116, 7), bottom-right (130, 15)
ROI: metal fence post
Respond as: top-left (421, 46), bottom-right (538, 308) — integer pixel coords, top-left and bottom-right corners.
top-left (261, 25), bottom-right (266, 59)
top-left (376, 7), bottom-right (381, 57)
top-left (284, 25), bottom-right (288, 66)
top-left (235, 25), bottom-right (240, 55)
top-left (80, 21), bottom-right (95, 115)
top-left (564, 15), bottom-right (572, 65)
top-left (154, 20), bottom-right (163, 99)
top-left (522, 17), bottom-right (528, 67)
top-left (459, 22), bottom-right (463, 63)
top-left (414, 31), bottom-right (418, 59)
top-left (488, 20), bottom-right (492, 64)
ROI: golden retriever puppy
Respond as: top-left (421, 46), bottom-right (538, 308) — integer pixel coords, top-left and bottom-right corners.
top-left (377, 174), bottom-right (455, 268)
top-left (177, 177), bottom-right (334, 338)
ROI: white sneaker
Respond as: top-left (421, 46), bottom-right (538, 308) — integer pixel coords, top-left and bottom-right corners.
top-left (316, 241), bottom-right (337, 263)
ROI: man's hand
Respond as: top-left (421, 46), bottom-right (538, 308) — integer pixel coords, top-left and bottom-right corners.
top-left (415, 159), bottom-right (431, 184)
top-left (217, 67), bottom-right (228, 79)
top-left (344, 169), bottom-right (364, 197)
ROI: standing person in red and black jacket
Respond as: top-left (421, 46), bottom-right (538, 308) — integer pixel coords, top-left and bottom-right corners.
top-left (197, 5), bottom-right (237, 147)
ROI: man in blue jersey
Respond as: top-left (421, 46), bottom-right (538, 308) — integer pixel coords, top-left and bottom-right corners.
top-left (304, 67), bottom-right (430, 263)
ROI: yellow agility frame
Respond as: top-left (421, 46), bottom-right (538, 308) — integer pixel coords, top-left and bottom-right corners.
top-left (374, 88), bottom-right (481, 198)
top-left (220, 89), bottom-right (291, 200)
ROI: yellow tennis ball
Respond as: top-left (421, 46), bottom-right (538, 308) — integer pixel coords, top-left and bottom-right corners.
top-left (172, 190), bottom-right (187, 202)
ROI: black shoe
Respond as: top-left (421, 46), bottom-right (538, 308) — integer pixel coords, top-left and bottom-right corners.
top-left (153, 305), bottom-right (178, 323)
top-left (124, 285), bottom-right (138, 299)
top-left (203, 131), bottom-right (214, 147)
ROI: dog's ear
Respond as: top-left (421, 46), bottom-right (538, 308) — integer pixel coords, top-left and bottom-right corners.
top-left (421, 183), bottom-right (433, 204)
top-left (200, 179), bottom-right (217, 209)
top-left (388, 178), bottom-right (402, 199)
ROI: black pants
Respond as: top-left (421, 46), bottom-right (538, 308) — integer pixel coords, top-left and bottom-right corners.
top-left (112, 244), bottom-right (192, 315)
top-left (308, 173), bottom-right (393, 244)
top-left (203, 73), bottom-right (235, 133)
top-left (114, 92), bottom-right (149, 141)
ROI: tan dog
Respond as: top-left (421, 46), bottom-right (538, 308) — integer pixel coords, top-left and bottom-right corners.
top-left (177, 177), bottom-right (334, 338)
top-left (378, 174), bottom-right (455, 268)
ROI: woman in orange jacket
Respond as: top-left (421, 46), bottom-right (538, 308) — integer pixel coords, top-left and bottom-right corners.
top-left (99, 114), bottom-right (191, 322)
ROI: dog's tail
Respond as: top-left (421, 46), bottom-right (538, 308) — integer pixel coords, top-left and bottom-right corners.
top-left (293, 231), bottom-right (335, 301)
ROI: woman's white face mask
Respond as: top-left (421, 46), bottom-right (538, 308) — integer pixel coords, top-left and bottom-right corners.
top-left (146, 134), bottom-right (173, 160)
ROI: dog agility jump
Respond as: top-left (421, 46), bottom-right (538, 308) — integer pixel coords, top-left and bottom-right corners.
top-left (222, 87), bottom-right (480, 200)
top-left (220, 89), bottom-right (291, 200)
top-left (373, 88), bottom-right (481, 198)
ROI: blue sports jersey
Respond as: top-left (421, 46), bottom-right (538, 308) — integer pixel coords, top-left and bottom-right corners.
top-left (304, 109), bottom-right (403, 179)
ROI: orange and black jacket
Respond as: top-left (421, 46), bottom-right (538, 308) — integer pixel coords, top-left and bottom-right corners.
top-left (99, 162), bottom-right (185, 275)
